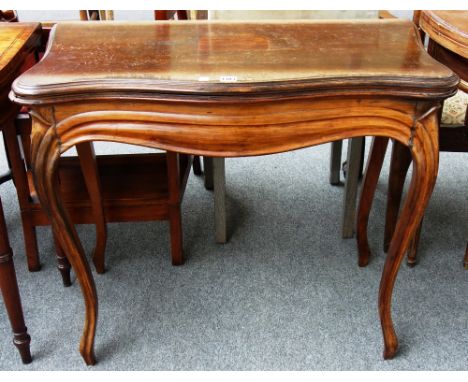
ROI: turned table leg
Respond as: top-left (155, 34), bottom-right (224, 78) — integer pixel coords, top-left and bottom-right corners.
top-left (53, 232), bottom-right (72, 287)
top-left (0, 197), bottom-right (32, 364)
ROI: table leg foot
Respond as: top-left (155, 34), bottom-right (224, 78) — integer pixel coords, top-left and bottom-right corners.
top-left (383, 339), bottom-right (398, 360)
top-left (28, 264), bottom-right (41, 272)
top-left (356, 137), bottom-right (389, 267)
top-left (93, 258), bottom-right (106, 274)
top-left (80, 346), bottom-right (97, 366)
top-left (13, 330), bottom-right (32, 364)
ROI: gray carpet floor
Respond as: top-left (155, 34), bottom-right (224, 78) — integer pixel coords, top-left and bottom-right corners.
top-left (0, 139), bottom-right (467, 370)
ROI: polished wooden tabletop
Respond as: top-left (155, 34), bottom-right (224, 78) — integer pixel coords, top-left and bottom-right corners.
top-left (12, 19), bottom-right (457, 103)
top-left (420, 11), bottom-right (468, 58)
top-left (0, 23), bottom-right (41, 125)
top-left (0, 23), bottom-right (40, 85)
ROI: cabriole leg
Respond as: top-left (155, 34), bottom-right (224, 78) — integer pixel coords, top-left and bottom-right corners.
top-left (32, 129), bottom-right (98, 365)
top-left (379, 113), bottom-right (439, 359)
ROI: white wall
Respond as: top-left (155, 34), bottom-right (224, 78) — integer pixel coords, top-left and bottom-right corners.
top-left (17, 10), bottom-right (414, 22)
top-left (209, 10), bottom-right (379, 20)
top-left (16, 10), bottom-right (155, 21)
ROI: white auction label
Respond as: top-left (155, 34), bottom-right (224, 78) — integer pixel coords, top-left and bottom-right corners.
top-left (219, 75), bottom-right (238, 82)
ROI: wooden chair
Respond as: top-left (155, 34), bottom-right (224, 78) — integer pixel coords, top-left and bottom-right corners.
top-left (155, 10), bottom-right (226, 243)
top-left (329, 12), bottom-right (410, 240)
top-left (5, 11), bottom-right (195, 286)
top-left (329, 138), bottom-right (365, 238)
top-left (0, 19), bottom-right (37, 364)
top-left (364, 11), bottom-right (468, 268)
top-left (0, 9), bottom-right (17, 22)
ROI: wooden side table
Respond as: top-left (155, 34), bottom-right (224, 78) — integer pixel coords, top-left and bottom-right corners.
top-left (0, 21), bottom-right (40, 365)
top-left (11, 20), bottom-right (458, 365)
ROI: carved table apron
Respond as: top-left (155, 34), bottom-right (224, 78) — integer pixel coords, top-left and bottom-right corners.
top-left (10, 20), bottom-right (458, 365)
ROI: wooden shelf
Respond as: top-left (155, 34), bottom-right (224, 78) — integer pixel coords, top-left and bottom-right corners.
top-left (27, 153), bottom-right (192, 225)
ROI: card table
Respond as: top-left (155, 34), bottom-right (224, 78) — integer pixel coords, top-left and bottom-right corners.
top-left (10, 20), bottom-right (458, 365)
top-left (0, 21), bottom-right (41, 364)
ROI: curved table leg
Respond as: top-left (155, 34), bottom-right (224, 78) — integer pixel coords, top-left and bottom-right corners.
top-left (379, 113), bottom-right (439, 359)
top-left (0, 198), bottom-right (32, 364)
top-left (356, 137), bottom-right (389, 266)
top-left (32, 129), bottom-right (98, 365)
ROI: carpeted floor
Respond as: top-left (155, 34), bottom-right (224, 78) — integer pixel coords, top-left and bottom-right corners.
top-left (0, 139), bottom-right (467, 370)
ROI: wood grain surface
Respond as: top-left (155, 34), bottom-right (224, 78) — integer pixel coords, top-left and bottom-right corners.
top-left (11, 19), bottom-right (457, 103)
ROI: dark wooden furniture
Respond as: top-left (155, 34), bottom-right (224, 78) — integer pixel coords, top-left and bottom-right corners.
top-left (2, 13), bottom-right (108, 284)
top-left (154, 10), bottom-right (188, 21)
top-left (6, 14), bottom-right (197, 288)
top-left (377, 11), bottom-right (468, 268)
top-left (0, 21), bottom-right (40, 365)
top-left (0, 196), bottom-right (31, 364)
top-left (11, 19), bottom-right (457, 365)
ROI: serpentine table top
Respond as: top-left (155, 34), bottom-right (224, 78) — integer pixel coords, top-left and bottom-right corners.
top-left (10, 19), bottom-right (458, 365)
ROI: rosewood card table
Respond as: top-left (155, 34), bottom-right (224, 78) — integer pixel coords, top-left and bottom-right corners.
top-left (10, 20), bottom-right (458, 365)
top-left (0, 22), bottom-right (41, 364)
